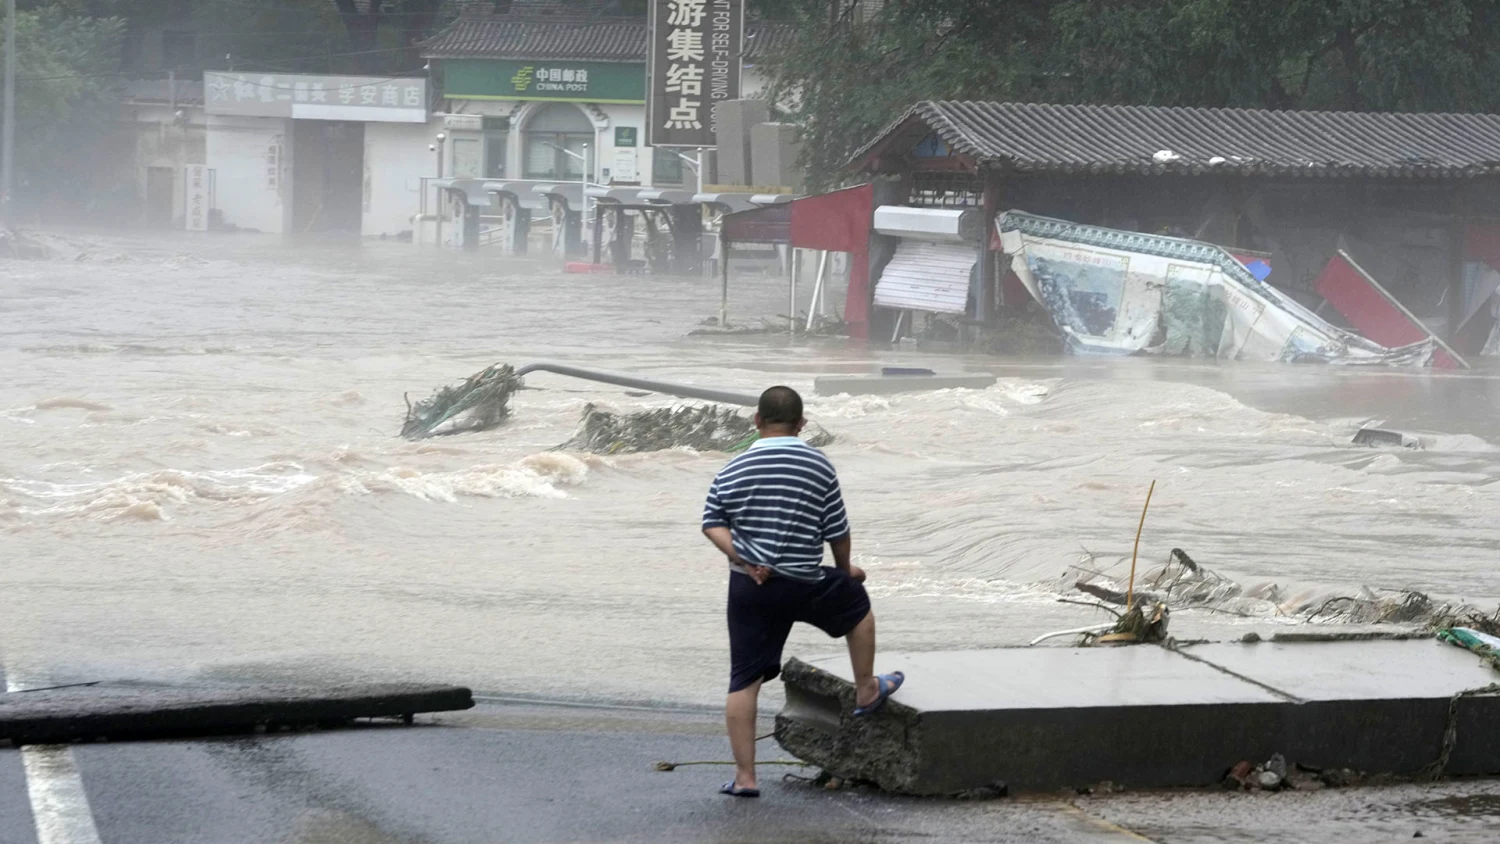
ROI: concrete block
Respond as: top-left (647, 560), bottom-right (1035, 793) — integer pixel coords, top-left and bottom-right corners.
top-left (714, 100), bottom-right (769, 186)
top-left (750, 122), bottom-right (802, 192)
top-left (0, 683), bottom-right (474, 744)
top-left (813, 374), bottom-right (997, 397)
top-left (775, 640), bottom-right (1500, 794)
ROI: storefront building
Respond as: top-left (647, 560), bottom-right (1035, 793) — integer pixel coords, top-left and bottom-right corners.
top-left (204, 71), bottom-right (436, 237)
top-left (419, 10), bottom-right (788, 188)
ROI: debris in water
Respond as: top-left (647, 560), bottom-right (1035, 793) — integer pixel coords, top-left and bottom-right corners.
top-left (1064, 547), bottom-right (1499, 628)
top-left (402, 364), bottom-right (521, 440)
top-left (402, 364), bottom-right (837, 453)
top-left (559, 403), bottom-right (834, 455)
top-left (1353, 427), bottom-right (1422, 449)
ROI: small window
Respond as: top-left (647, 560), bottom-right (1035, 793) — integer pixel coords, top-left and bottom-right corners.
top-left (522, 104), bottom-right (592, 181)
top-left (652, 147), bottom-right (685, 186)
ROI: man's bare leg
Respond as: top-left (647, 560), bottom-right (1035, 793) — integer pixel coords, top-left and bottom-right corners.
top-left (725, 679), bottom-right (763, 789)
top-left (845, 611), bottom-right (881, 709)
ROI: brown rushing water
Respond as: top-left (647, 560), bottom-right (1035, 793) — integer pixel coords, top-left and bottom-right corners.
top-left (2, 232), bottom-right (1499, 706)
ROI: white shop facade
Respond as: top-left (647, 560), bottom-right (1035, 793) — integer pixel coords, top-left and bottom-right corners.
top-left (204, 71), bottom-right (438, 237)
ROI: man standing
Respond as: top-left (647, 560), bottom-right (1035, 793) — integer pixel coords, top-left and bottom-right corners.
top-left (702, 386), bottom-right (903, 798)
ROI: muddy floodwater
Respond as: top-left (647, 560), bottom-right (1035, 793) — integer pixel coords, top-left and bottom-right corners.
top-left (3, 232), bottom-right (1499, 707)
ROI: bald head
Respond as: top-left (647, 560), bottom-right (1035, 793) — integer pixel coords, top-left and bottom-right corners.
top-left (755, 385), bottom-right (805, 436)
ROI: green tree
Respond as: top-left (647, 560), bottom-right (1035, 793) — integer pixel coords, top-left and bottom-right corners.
top-left (767, 0), bottom-right (1500, 187)
top-left (765, 1), bottom-right (1060, 188)
top-left (3, 4), bottom-right (126, 213)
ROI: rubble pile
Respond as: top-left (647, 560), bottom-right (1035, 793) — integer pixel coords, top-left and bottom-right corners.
top-left (1062, 547), bottom-right (1496, 629)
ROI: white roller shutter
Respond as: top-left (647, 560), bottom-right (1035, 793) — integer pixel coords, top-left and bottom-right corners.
top-left (873, 241), bottom-right (977, 315)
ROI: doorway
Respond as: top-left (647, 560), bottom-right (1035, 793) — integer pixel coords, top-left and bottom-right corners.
top-left (291, 120), bottom-right (365, 236)
top-left (145, 166), bottom-right (174, 227)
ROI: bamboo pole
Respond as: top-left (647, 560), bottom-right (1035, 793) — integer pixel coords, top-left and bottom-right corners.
top-left (1124, 480), bottom-right (1157, 609)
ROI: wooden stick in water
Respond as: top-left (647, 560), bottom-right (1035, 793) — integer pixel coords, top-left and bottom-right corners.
top-left (1125, 480), bottom-right (1157, 609)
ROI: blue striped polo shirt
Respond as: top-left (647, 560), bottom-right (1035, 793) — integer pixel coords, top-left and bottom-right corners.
top-left (702, 436), bottom-right (851, 582)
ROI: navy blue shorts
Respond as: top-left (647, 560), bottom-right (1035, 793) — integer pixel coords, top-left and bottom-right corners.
top-left (727, 566), bottom-right (871, 693)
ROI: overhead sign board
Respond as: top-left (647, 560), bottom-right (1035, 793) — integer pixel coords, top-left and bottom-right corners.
top-left (443, 61), bottom-right (645, 103)
top-left (648, 0), bottom-right (743, 148)
top-left (205, 72), bottom-right (428, 122)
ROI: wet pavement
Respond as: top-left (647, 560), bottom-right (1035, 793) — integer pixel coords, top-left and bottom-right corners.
top-left (0, 699), bottom-right (1497, 843)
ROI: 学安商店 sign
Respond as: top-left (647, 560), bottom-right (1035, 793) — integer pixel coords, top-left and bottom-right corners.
top-left (649, 0), bottom-right (743, 148)
top-left (442, 61), bottom-right (647, 104)
top-left (204, 72), bottom-right (428, 122)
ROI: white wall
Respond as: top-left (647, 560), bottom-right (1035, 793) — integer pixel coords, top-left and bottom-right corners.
top-left (206, 114), bottom-right (289, 233)
top-left (364, 119), bottom-right (438, 238)
top-left (126, 103), bottom-right (207, 224)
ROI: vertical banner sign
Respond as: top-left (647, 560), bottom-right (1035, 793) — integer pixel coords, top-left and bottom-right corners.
top-left (184, 165), bottom-right (208, 231)
top-left (649, 0), bottom-right (743, 148)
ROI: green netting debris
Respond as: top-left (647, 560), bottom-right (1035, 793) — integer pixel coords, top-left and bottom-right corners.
top-left (559, 402), bottom-right (834, 455)
top-left (402, 364), bottom-right (521, 440)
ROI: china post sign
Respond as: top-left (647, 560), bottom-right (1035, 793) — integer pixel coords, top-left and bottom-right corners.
top-left (204, 72), bottom-right (428, 122)
top-left (649, 0), bottom-right (743, 148)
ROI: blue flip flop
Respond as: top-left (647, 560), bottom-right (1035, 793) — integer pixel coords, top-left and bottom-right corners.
top-left (720, 780), bottom-right (760, 798)
top-left (852, 671), bottom-right (905, 717)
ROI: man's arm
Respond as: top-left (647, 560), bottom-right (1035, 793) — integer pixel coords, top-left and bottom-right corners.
top-left (703, 525), bottom-right (771, 585)
top-left (822, 475), bottom-right (864, 583)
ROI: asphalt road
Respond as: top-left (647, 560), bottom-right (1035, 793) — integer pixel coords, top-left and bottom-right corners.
top-left (2, 700), bottom-right (1499, 843)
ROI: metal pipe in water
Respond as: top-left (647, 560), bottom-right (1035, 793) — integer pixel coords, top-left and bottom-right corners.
top-left (513, 360), bottom-right (758, 407)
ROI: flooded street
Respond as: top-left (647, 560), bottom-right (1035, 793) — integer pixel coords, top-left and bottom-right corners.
top-left (3, 232), bottom-right (1500, 707)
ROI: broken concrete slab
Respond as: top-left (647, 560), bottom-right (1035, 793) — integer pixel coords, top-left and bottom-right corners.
top-left (0, 683), bottom-right (474, 744)
top-left (813, 373), bottom-right (997, 397)
top-left (775, 639), bottom-right (1500, 795)
top-left (1352, 427), bottom-right (1421, 448)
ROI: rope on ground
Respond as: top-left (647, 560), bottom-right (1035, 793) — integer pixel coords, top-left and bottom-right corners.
top-left (653, 731), bottom-right (814, 772)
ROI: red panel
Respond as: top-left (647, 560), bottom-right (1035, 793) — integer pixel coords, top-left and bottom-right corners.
top-left (1314, 252), bottom-right (1461, 369)
top-left (786, 184), bottom-right (875, 340)
top-left (789, 183), bottom-right (873, 251)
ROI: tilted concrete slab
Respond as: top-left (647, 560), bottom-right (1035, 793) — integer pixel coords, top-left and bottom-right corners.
top-left (813, 373), bottom-right (998, 397)
top-left (0, 683), bottom-right (474, 744)
top-left (776, 641), bottom-right (1500, 795)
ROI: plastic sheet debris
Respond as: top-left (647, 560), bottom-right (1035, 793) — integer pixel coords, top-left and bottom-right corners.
top-left (998, 211), bottom-right (1435, 366)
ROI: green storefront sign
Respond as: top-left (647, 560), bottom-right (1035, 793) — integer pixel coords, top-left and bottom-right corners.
top-left (444, 60), bottom-right (646, 104)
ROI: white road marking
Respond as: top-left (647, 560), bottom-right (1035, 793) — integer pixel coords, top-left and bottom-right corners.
top-left (7, 678), bottom-right (103, 844)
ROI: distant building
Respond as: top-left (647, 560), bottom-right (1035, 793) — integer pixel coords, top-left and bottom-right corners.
top-left (201, 72), bottom-right (438, 237)
top-left (119, 79), bottom-right (207, 227)
top-left (418, 6), bottom-right (790, 187)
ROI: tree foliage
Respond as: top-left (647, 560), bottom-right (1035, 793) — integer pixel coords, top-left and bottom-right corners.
top-left (765, 0), bottom-right (1500, 187)
top-left (3, 4), bottom-right (125, 209)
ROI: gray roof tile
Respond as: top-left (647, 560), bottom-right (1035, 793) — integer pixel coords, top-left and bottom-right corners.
top-left (853, 101), bottom-right (1500, 178)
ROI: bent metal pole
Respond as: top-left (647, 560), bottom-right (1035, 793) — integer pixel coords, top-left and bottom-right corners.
top-left (512, 360), bottom-right (758, 407)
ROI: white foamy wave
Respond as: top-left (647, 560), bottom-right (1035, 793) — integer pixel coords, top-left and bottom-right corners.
top-left (340, 453), bottom-right (592, 502)
top-left (809, 394), bottom-right (893, 418)
top-left (956, 392), bottom-right (1012, 417)
top-left (1, 462), bottom-right (317, 521)
top-left (995, 380), bottom-right (1052, 405)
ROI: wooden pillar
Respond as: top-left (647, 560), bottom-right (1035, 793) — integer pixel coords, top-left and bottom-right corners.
top-left (1450, 185), bottom-right (1467, 341)
top-left (976, 172), bottom-right (1002, 324)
